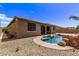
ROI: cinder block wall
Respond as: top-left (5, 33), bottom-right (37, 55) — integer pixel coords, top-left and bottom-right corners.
top-left (55, 28), bottom-right (79, 33)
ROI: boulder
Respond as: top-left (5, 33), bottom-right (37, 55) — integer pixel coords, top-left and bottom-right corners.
top-left (58, 41), bottom-right (66, 47)
top-left (70, 39), bottom-right (78, 47)
top-left (63, 35), bottom-right (70, 38)
top-left (63, 38), bottom-right (69, 42)
top-left (61, 35), bottom-right (79, 49)
top-left (65, 35), bottom-right (79, 49)
top-left (73, 36), bottom-right (79, 49)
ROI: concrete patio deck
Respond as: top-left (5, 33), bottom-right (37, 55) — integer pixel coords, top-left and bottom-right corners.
top-left (33, 36), bottom-right (74, 50)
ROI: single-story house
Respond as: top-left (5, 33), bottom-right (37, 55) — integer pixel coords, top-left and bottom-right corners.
top-left (0, 16), bottom-right (79, 41)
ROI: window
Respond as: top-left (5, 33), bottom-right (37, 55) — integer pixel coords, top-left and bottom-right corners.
top-left (28, 23), bottom-right (36, 31)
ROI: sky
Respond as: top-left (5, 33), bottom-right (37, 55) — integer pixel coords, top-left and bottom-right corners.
top-left (0, 3), bottom-right (79, 27)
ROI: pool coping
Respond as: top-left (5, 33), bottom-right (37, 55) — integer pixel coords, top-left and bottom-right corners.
top-left (33, 36), bottom-right (74, 50)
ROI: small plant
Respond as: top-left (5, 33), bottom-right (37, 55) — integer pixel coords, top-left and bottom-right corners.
top-left (48, 34), bottom-right (52, 38)
top-left (75, 24), bottom-right (79, 30)
top-left (15, 48), bottom-right (19, 52)
top-left (56, 34), bottom-right (64, 36)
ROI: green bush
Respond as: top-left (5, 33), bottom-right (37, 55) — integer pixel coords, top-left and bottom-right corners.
top-left (75, 24), bottom-right (79, 30)
top-left (0, 27), bottom-right (7, 31)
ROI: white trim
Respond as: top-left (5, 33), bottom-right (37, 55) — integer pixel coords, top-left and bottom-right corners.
top-left (27, 31), bottom-right (37, 32)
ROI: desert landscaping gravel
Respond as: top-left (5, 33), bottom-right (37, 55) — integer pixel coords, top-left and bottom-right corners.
top-left (0, 36), bottom-right (79, 56)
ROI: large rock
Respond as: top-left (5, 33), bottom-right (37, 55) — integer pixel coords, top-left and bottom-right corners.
top-left (63, 38), bottom-right (69, 42)
top-left (73, 36), bottom-right (79, 49)
top-left (63, 35), bottom-right (79, 49)
top-left (58, 41), bottom-right (66, 47)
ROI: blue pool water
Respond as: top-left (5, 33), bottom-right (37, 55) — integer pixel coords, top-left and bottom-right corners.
top-left (42, 36), bottom-right (62, 44)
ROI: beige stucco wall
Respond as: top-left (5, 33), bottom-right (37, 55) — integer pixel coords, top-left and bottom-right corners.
top-left (16, 19), bottom-right (41, 38)
top-left (7, 20), bottom-right (19, 38)
top-left (51, 26), bottom-right (54, 33)
top-left (6, 19), bottom-right (55, 38)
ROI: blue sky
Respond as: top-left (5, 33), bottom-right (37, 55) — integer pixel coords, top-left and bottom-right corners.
top-left (0, 3), bottom-right (79, 27)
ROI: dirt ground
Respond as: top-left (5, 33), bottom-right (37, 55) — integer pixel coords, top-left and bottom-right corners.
top-left (0, 36), bottom-right (79, 56)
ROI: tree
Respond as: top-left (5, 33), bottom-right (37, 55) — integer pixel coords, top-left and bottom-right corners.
top-left (69, 16), bottom-right (79, 29)
top-left (69, 16), bottom-right (79, 20)
top-left (75, 24), bottom-right (79, 30)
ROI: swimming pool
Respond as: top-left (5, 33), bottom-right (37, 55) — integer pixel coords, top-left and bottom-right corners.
top-left (42, 36), bottom-right (62, 44)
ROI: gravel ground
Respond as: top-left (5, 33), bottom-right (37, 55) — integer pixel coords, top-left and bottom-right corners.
top-left (0, 36), bottom-right (79, 56)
